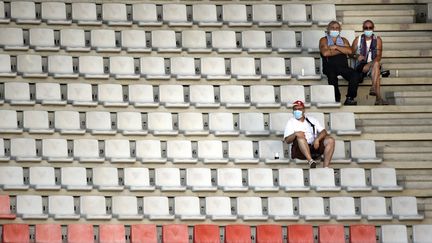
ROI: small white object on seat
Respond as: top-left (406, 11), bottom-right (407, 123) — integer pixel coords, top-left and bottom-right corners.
top-left (330, 112), bottom-right (361, 135)
top-left (98, 84), bottom-right (128, 107)
top-left (360, 196), bottom-right (393, 220)
top-left (329, 197), bottom-right (361, 220)
top-left (80, 196), bottom-right (111, 220)
top-left (340, 168), bottom-right (371, 191)
top-left (167, 140), bottom-right (198, 163)
top-left (143, 196), bottom-right (174, 220)
top-left (175, 196), bottom-right (205, 220)
top-left (351, 140), bottom-right (383, 163)
top-left (155, 168), bottom-right (186, 191)
top-left (228, 140), bottom-right (260, 164)
top-left (61, 167), bottom-right (92, 191)
top-left (48, 55), bottom-right (78, 79)
top-left (217, 168), bottom-right (248, 192)
top-left (309, 168), bottom-right (341, 191)
top-left (299, 197), bottom-right (330, 220)
top-left (310, 85), bottom-right (341, 107)
top-left (278, 168), bottom-right (309, 191)
top-left (186, 168), bottom-right (217, 192)
top-left (29, 166), bottom-right (61, 190)
top-left (371, 168), bottom-right (403, 191)
top-left (268, 197), bottom-right (299, 220)
top-left (205, 197), bottom-right (237, 220)
top-left (112, 196), bottom-right (142, 220)
top-left (291, 57), bottom-right (322, 80)
top-left (248, 168), bottom-right (278, 192)
top-left (92, 167), bottom-right (123, 191)
top-left (197, 140), bottom-right (228, 164)
top-left (237, 197), bottom-right (268, 221)
top-left (104, 139), bottom-right (135, 163)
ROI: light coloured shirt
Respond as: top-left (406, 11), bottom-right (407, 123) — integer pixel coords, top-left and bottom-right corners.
top-left (283, 116), bottom-right (324, 144)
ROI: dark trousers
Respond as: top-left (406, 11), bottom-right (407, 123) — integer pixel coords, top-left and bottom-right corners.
top-left (324, 66), bottom-right (362, 102)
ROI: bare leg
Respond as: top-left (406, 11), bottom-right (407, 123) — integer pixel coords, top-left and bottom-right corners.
top-left (323, 136), bottom-right (335, 167)
top-left (296, 137), bottom-right (312, 161)
top-left (371, 61), bottom-right (381, 99)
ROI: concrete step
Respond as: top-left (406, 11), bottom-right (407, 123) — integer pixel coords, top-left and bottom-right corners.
top-left (338, 10), bottom-right (415, 24)
top-left (387, 91), bottom-right (432, 105)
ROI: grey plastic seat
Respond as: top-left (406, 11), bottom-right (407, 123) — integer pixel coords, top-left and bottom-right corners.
top-left (381, 225), bottom-right (408, 243)
top-left (0, 110), bottom-right (22, 133)
top-left (351, 140), bottom-right (383, 163)
top-left (302, 30), bottom-right (326, 53)
top-left (360, 196), bottom-right (392, 220)
top-left (0, 166), bottom-right (29, 190)
top-left (162, 4), bottom-right (191, 26)
top-left (86, 111), bottom-right (116, 135)
top-left (242, 30), bottom-right (271, 53)
top-left (121, 30), bottom-right (151, 53)
top-left (0, 54), bottom-right (17, 77)
top-left (250, 85), bottom-right (280, 108)
top-left (41, 2), bottom-right (71, 25)
top-left (42, 138), bottom-right (72, 163)
top-left (98, 84), bottom-right (128, 107)
top-left (79, 56), bottom-right (109, 79)
top-left (189, 85), bottom-right (220, 108)
top-left (29, 166), bottom-right (61, 190)
top-left (268, 197), bottom-right (299, 220)
top-left (212, 30), bottom-right (241, 53)
top-left (91, 29), bottom-right (121, 52)
top-left (392, 196), bottom-right (424, 220)
top-left (248, 168), bottom-right (278, 192)
top-left (140, 57), bottom-right (170, 79)
top-left (269, 112), bottom-right (292, 136)
top-left (132, 3), bottom-right (161, 26)
top-left (143, 196), bottom-right (174, 220)
top-left (155, 168), bottom-right (186, 191)
top-left (186, 168), bottom-right (217, 192)
top-left (208, 112), bottom-right (239, 136)
top-left (48, 55), bottom-right (78, 79)
top-left (258, 140), bottom-right (289, 163)
top-left (282, 4), bottom-right (312, 26)
top-left (11, 138), bottom-right (41, 162)
top-left (128, 84), bottom-right (158, 107)
top-left (231, 57), bottom-right (261, 80)
top-left (102, 3), bottom-right (132, 26)
top-left (260, 57), bottom-right (291, 80)
top-left (371, 168), bottom-right (403, 191)
top-left (332, 140), bottom-right (352, 163)
top-left (61, 167), bottom-right (91, 191)
top-left (17, 55), bottom-right (47, 78)
top-left (237, 197), bottom-right (268, 221)
top-left (252, 4), bottom-right (281, 26)
top-left (147, 112), bottom-right (178, 136)
top-left (80, 196), bottom-right (111, 220)
top-left (340, 168), bottom-right (372, 191)
top-left (117, 112), bottom-right (147, 136)
top-left (222, 4), bottom-right (251, 26)
top-left (291, 57), bottom-right (322, 80)
top-left (159, 84), bottom-right (189, 108)
top-left (312, 4), bottom-right (337, 26)
top-left (239, 112), bottom-right (270, 136)
top-left (123, 168), bottom-right (155, 191)
top-left (104, 139), bottom-right (135, 163)
top-left (280, 85), bottom-right (309, 107)
top-left (330, 112), bottom-right (361, 135)
top-left (29, 28), bottom-right (59, 51)
top-left (228, 140), bottom-right (259, 164)
top-left (192, 4), bottom-right (221, 26)
top-left (109, 56), bottom-right (139, 80)
top-left (175, 196), bottom-right (206, 220)
top-left (217, 168), bottom-right (248, 191)
top-left (205, 197), bottom-right (237, 220)
top-left (309, 168), bottom-right (341, 191)
top-left (73, 139), bottom-right (104, 163)
top-left (151, 30), bottom-right (181, 52)
top-left (11, 1), bottom-right (41, 24)
top-left (197, 140), bottom-right (228, 164)
top-left (278, 168), bottom-right (309, 191)
top-left (136, 140), bottom-right (167, 163)
top-left (299, 197), bottom-right (330, 220)
top-left (178, 112), bottom-right (209, 136)
top-left (60, 29), bottom-right (90, 52)
top-left (54, 111), bottom-right (85, 134)
top-left (200, 57), bottom-right (230, 80)
top-left (271, 30), bottom-right (301, 53)
top-left (48, 196), bottom-right (79, 219)
top-left (310, 85), bottom-right (341, 107)
top-left (92, 167), bottom-right (124, 191)
top-left (329, 197), bottom-right (361, 220)
top-left (0, 28), bottom-right (28, 50)
top-left (67, 83), bottom-right (97, 106)
top-left (412, 224), bottom-right (432, 243)
top-left (112, 196), bottom-right (142, 220)
top-left (182, 30), bottom-right (211, 53)
top-left (72, 2), bottom-right (101, 25)
top-left (170, 57), bottom-right (200, 80)
top-left (17, 195), bottom-right (47, 219)
top-left (167, 140), bottom-right (198, 163)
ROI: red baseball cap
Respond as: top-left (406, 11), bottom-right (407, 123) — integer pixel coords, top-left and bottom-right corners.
top-left (292, 100), bottom-right (305, 109)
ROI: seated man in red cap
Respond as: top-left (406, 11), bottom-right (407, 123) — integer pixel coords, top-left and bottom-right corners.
top-left (283, 100), bottom-right (335, 168)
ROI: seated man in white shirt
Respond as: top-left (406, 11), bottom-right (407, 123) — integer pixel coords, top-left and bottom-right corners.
top-left (283, 100), bottom-right (335, 168)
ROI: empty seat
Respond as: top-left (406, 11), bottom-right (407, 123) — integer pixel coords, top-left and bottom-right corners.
top-left (47, 55), bottom-right (78, 79)
top-left (302, 30), bottom-right (326, 53)
top-left (267, 197), bottom-right (298, 220)
top-left (360, 196), bottom-right (392, 220)
top-left (208, 112), bottom-right (239, 136)
top-left (67, 83), bottom-right (97, 106)
top-left (143, 196), bottom-right (174, 220)
top-left (279, 168), bottom-right (309, 191)
top-left (242, 30), bottom-right (271, 53)
top-left (205, 196), bottom-right (236, 220)
top-left (29, 166), bottom-right (60, 190)
top-left (309, 168), bottom-right (341, 191)
top-left (0, 195), bottom-right (16, 219)
top-left (151, 30), bottom-right (181, 52)
top-left (228, 140), bottom-right (259, 163)
top-left (175, 196), bottom-right (205, 220)
top-left (271, 30), bottom-right (301, 53)
top-left (412, 224), bottom-right (432, 243)
top-left (239, 112), bottom-right (269, 136)
top-left (231, 57), bottom-right (261, 80)
top-left (349, 225), bottom-right (376, 243)
top-left (222, 4), bottom-right (251, 26)
top-left (132, 3), bottom-right (161, 26)
top-left (0, 110), bottom-right (22, 133)
top-left (250, 85), bottom-right (280, 108)
top-left (217, 168), bottom-right (248, 191)
top-left (48, 195), bottom-right (79, 219)
top-left (80, 196), bottom-right (111, 220)
top-left (237, 197), bottom-right (268, 221)
top-left (86, 111), bottom-right (116, 135)
top-left (128, 84), bottom-right (158, 107)
top-left (201, 57), bottom-right (230, 80)
top-left (186, 168), bottom-right (217, 192)
top-left (192, 4), bottom-right (221, 26)
top-left (182, 30), bottom-right (211, 53)
top-left (194, 225), bottom-right (220, 243)
top-left (170, 57), bottom-right (200, 79)
top-left (282, 4), bottom-right (312, 26)
top-left (159, 85), bottom-right (189, 107)
top-left (340, 168), bottom-right (372, 191)
top-left (11, 1), bottom-right (40, 24)
top-left (91, 29), bottom-right (120, 52)
top-left (392, 196), bottom-right (424, 220)
top-left (102, 3), bottom-right (131, 26)
top-left (256, 225), bottom-right (282, 243)
top-left (318, 225), bottom-right (345, 243)
top-left (253, 5), bottom-right (280, 26)
top-left (162, 4), bottom-right (191, 26)
top-left (17, 195), bottom-right (48, 219)
top-left (73, 139), bottom-right (104, 163)
top-left (330, 112), bottom-right (361, 135)
top-left (341, 29), bottom-right (356, 44)
top-left (117, 112), bottom-right (147, 135)
top-left (258, 140), bottom-right (289, 163)
top-left (79, 56), bottom-right (109, 79)
top-left (131, 224), bottom-right (157, 243)
top-left (189, 85), bottom-right (219, 108)
top-left (310, 85), bottom-right (341, 107)
top-left (287, 225), bottom-right (314, 243)
top-left (135, 140), bottom-right (167, 163)
top-left (351, 140), bottom-right (383, 163)
top-left (269, 112), bottom-right (292, 135)
top-left (23, 110), bottom-right (54, 134)
top-left (17, 55), bottom-right (47, 78)
top-left (0, 139), bottom-right (8, 162)
top-left (225, 225), bottom-right (251, 243)
top-left (291, 57), bottom-right (321, 80)
top-left (54, 111), bottom-right (84, 134)
top-left (280, 85), bottom-right (309, 107)
top-left (0, 54), bottom-right (16, 77)
top-left (68, 225), bottom-right (94, 243)
top-left (260, 57), bottom-right (291, 80)
top-left (220, 85), bottom-right (250, 108)
top-left (167, 140), bottom-right (197, 163)
top-left (72, 2), bottom-right (101, 25)
top-left (332, 140), bottom-right (352, 163)
top-left (0, 166), bottom-right (28, 190)
top-left (124, 167), bottom-right (155, 191)
top-left (105, 139), bottom-right (135, 163)
top-left (121, 30), bottom-right (150, 53)
top-left (0, 1), bottom-right (7, 23)
top-left (162, 225), bottom-right (189, 243)
top-left (109, 56), bottom-right (139, 79)
top-left (112, 196), bottom-right (142, 219)
top-left (140, 57), bottom-right (170, 79)
top-left (212, 30), bottom-right (241, 53)
top-left (2, 224), bottom-right (30, 243)
top-left (299, 197), bottom-right (330, 220)
top-left (29, 28), bottom-right (59, 51)
top-left (248, 168), bottom-right (278, 192)
top-left (381, 225), bottom-right (408, 243)
top-left (41, 2), bottom-right (70, 25)
top-left (60, 29), bottom-right (90, 52)
top-left (99, 225), bottom-right (126, 243)
top-left (11, 138), bottom-right (41, 162)
top-left (0, 28), bottom-right (28, 50)
top-left (329, 197), bottom-right (361, 220)
top-left (98, 84), bottom-right (128, 107)
top-left (178, 112), bottom-right (208, 136)
top-left (197, 140), bottom-right (228, 164)
top-left (61, 167), bottom-right (92, 191)
top-left (312, 4), bottom-right (337, 26)
top-left (93, 167), bottom-right (123, 191)
top-left (155, 168), bottom-right (186, 191)
top-left (148, 112), bottom-right (178, 136)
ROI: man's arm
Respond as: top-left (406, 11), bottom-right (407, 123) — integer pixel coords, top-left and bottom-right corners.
top-left (375, 36), bottom-right (383, 62)
top-left (284, 131), bottom-right (304, 144)
top-left (313, 129), bottom-right (328, 149)
top-left (320, 37), bottom-right (353, 57)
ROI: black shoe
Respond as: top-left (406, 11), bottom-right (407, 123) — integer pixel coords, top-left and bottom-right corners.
top-left (344, 98), bottom-right (357, 106)
top-left (308, 160), bottom-right (317, 168)
top-left (381, 70), bottom-right (390, 77)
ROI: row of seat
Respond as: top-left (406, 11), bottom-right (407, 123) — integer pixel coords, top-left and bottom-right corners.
top-left (0, 138), bottom-right (380, 164)
top-left (0, 28), bottom-right (351, 54)
top-left (1, 2), bottom-right (336, 27)
top-left (0, 55), bottom-right (323, 80)
top-left (0, 166), bottom-right (398, 192)
top-left (4, 223), bottom-right (428, 243)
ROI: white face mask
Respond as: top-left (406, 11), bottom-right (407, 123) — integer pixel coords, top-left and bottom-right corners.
top-left (364, 30), bottom-right (373, 37)
top-left (329, 30), bottom-right (340, 38)
top-left (293, 110), bottom-right (303, 120)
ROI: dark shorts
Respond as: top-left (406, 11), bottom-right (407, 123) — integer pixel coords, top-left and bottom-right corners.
top-left (291, 138), bottom-right (325, 160)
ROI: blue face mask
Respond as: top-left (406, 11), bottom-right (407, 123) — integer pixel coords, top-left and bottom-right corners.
top-left (293, 110), bottom-right (303, 120)
top-left (364, 30), bottom-right (373, 37)
top-left (329, 30), bottom-right (340, 38)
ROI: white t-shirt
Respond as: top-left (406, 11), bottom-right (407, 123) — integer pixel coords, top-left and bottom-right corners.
top-left (283, 116), bottom-right (324, 144)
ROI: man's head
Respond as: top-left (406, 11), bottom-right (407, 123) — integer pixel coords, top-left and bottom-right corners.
top-left (292, 100), bottom-right (305, 120)
top-left (327, 21), bottom-right (341, 38)
top-left (362, 20), bottom-right (375, 37)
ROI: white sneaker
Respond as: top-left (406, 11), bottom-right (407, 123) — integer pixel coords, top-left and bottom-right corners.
top-left (308, 160), bottom-right (317, 168)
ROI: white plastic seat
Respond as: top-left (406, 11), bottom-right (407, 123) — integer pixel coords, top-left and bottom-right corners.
top-left (351, 140), bottom-right (383, 163)
top-left (252, 4), bottom-right (280, 26)
top-left (239, 112), bottom-right (270, 136)
top-left (231, 57), bottom-right (261, 80)
top-left (86, 111), bottom-right (116, 135)
top-left (123, 168), bottom-right (155, 191)
top-left (360, 196), bottom-right (392, 220)
top-left (219, 85), bottom-right (250, 108)
top-left (17, 55), bottom-right (47, 78)
top-left (412, 224), bottom-right (432, 243)
top-left (143, 196), bottom-right (174, 220)
top-left (47, 55), bottom-right (78, 79)
top-left (258, 140), bottom-right (289, 163)
top-left (29, 28), bottom-right (59, 51)
top-left (182, 30), bottom-right (211, 53)
top-left (140, 57), bottom-right (170, 79)
top-left (167, 140), bottom-right (197, 163)
top-left (208, 112), bottom-right (239, 136)
top-left (102, 3), bottom-right (131, 26)
top-left (11, 1), bottom-right (41, 24)
top-left (170, 57), bottom-right (200, 80)
top-left (212, 30), bottom-right (241, 53)
top-left (192, 4), bottom-right (221, 26)
top-left (178, 112), bottom-right (208, 136)
top-left (17, 195), bottom-right (47, 219)
top-left (0, 139), bottom-right (9, 161)
top-left (278, 168), bottom-right (309, 191)
top-left (23, 110), bottom-right (54, 134)
top-left (135, 140), bottom-right (167, 163)
top-left (222, 4), bottom-right (251, 26)
top-left (48, 196), bottom-right (79, 220)
top-left (61, 167), bottom-right (92, 191)
top-left (92, 167), bottom-right (123, 191)
top-left (268, 197), bottom-right (299, 220)
top-left (217, 168), bottom-right (248, 192)
top-left (371, 168), bottom-right (403, 191)
top-left (147, 112), bottom-right (178, 136)
top-left (237, 197), bottom-right (268, 221)
top-left (128, 84), bottom-right (158, 107)
top-left (54, 111), bottom-right (84, 134)
top-left (269, 112), bottom-right (292, 136)
top-left (330, 112), bottom-right (361, 135)
top-left (29, 166), bottom-right (60, 190)
top-left (392, 196), bottom-right (424, 220)
top-left (155, 168), bottom-right (186, 191)
top-left (109, 56), bottom-right (139, 79)
top-left (189, 85), bottom-right (219, 108)
top-left (282, 4), bottom-right (312, 26)
top-left (242, 30), bottom-right (271, 53)
top-left (248, 168), bottom-right (278, 192)
top-left (200, 57), bottom-right (230, 80)
top-left (91, 29), bottom-right (120, 52)
top-left (159, 84), bottom-right (189, 108)
top-left (228, 140), bottom-right (259, 164)
top-left (0, 110), bottom-right (22, 133)
top-left (132, 3), bottom-right (161, 26)
top-left (197, 140), bottom-right (228, 164)
top-left (205, 197), bottom-right (236, 220)
top-left (175, 196), bottom-right (205, 220)
top-left (310, 85), bottom-right (341, 107)
top-left (60, 29), bottom-right (90, 52)
top-left (80, 196), bottom-right (111, 220)
top-left (72, 2), bottom-right (101, 25)
top-left (291, 57), bottom-right (322, 80)
top-left (299, 197), bottom-right (330, 220)
top-left (302, 30), bottom-right (326, 53)
top-left (381, 225), bottom-right (408, 243)
top-left (42, 138), bottom-right (72, 162)
top-left (104, 139), bottom-right (135, 163)
top-left (79, 56), bottom-right (109, 79)
top-left (312, 4), bottom-right (337, 26)
top-left (271, 30), bottom-right (301, 53)
top-left (73, 139), bottom-right (104, 163)
top-left (117, 112), bottom-right (147, 136)
top-left (341, 30), bottom-right (356, 45)
top-left (11, 138), bottom-right (41, 162)
top-left (0, 54), bottom-right (16, 77)
top-left (332, 140), bottom-right (352, 163)
top-left (250, 85), bottom-right (280, 108)
top-left (309, 168), bottom-right (341, 191)
top-left (121, 30), bottom-right (150, 53)
top-left (329, 197), bottom-right (361, 220)
top-left (112, 196), bottom-right (142, 220)
top-left (0, 166), bottom-right (29, 190)
top-left (41, 2), bottom-right (71, 25)
top-left (151, 30), bottom-right (181, 52)
top-left (305, 112), bottom-right (326, 132)
top-left (279, 85), bottom-right (309, 107)
top-left (186, 168), bottom-right (217, 192)
top-left (162, 4), bottom-right (191, 26)
top-left (340, 168), bottom-right (371, 191)
top-left (0, 1), bottom-right (7, 23)
top-left (0, 28), bottom-right (28, 50)
top-left (98, 84), bottom-right (128, 107)
top-left (260, 57), bottom-right (291, 80)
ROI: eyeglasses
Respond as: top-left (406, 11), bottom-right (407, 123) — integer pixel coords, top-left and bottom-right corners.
top-left (363, 26), bottom-right (374, 30)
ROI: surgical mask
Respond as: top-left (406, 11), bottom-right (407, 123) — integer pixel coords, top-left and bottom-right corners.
top-left (293, 110), bottom-right (303, 120)
top-left (364, 30), bottom-right (373, 37)
top-left (329, 30), bottom-right (340, 38)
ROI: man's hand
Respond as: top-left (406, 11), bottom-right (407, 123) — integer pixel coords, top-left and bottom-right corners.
top-left (357, 55), bottom-right (365, 61)
top-left (313, 139), bottom-right (320, 150)
top-left (329, 45), bottom-right (338, 50)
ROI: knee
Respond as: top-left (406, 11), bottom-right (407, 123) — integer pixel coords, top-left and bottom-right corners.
top-left (324, 136), bottom-right (335, 147)
top-left (296, 136), bottom-right (307, 144)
